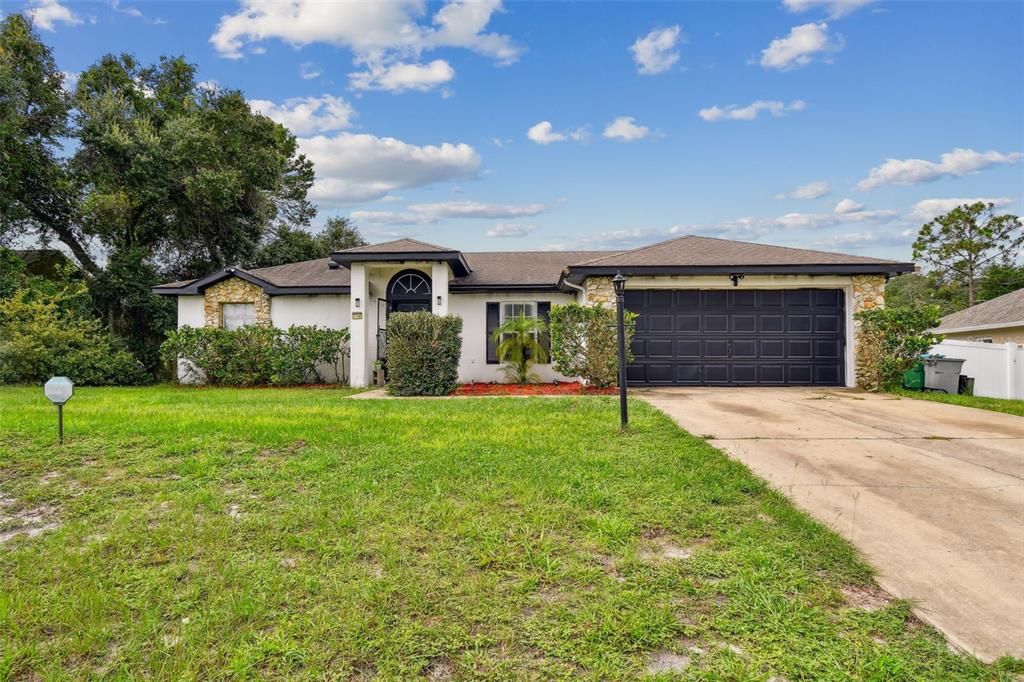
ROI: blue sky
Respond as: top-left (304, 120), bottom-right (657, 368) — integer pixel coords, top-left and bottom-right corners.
top-left (20, 0), bottom-right (1024, 259)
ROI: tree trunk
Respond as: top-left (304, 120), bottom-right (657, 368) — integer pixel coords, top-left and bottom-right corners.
top-left (53, 225), bottom-right (101, 276)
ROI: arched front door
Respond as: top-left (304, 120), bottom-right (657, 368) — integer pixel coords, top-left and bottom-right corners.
top-left (387, 269), bottom-right (432, 314)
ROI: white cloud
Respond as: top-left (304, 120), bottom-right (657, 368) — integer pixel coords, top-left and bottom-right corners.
top-left (109, 0), bottom-right (142, 18)
top-left (760, 22), bottom-right (841, 70)
top-left (907, 197), bottom-right (1014, 223)
top-left (550, 229), bottom-right (657, 250)
top-left (349, 59), bottom-right (455, 93)
top-left (526, 121), bottom-right (587, 145)
top-left (408, 200), bottom-right (545, 219)
top-left (603, 116), bottom-right (651, 141)
top-left (487, 222), bottom-right (538, 238)
top-left (354, 201), bottom-right (544, 225)
top-left (857, 148), bottom-right (1024, 190)
top-left (834, 198), bottom-right (864, 214)
top-left (300, 133), bottom-right (481, 204)
top-left (249, 95), bottom-right (356, 135)
top-left (27, 0), bottom-right (83, 31)
top-left (813, 229), bottom-right (916, 250)
top-left (669, 208), bottom-right (898, 241)
top-left (699, 99), bottom-right (806, 122)
top-left (782, 0), bottom-right (874, 19)
top-left (630, 26), bottom-right (682, 75)
top-left (299, 62), bottom-right (321, 80)
top-left (210, 0), bottom-right (520, 66)
top-left (776, 180), bottom-right (830, 200)
top-left (197, 79), bottom-right (220, 91)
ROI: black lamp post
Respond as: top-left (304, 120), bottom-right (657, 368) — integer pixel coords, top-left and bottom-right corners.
top-left (612, 272), bottom-right (628, 428)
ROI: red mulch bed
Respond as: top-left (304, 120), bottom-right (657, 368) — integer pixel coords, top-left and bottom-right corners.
top-left (451, 382), bottom-right (617, 396)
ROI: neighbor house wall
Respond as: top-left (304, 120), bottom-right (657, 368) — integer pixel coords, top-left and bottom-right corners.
top-left (449, 291), bottom-right (578, 383)
top-left (581, 273), bottom-right (868, 388)
top-left (939, 326), bottom-right (1024, 345)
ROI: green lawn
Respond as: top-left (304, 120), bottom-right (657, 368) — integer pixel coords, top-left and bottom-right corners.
top-left (891, 388), bottom-right (1024, 418)
top-left (0, 387), bottom-right (1018, 680)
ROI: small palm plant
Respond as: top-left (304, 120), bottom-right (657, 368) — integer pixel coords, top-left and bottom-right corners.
top-left (493, 313), bottom-right (548, 384)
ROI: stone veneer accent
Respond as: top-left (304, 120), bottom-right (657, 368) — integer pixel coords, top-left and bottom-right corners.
top-left (202, 277), bottom-right (271, 328)
top-left (852, 274), bottom-right (887, 390)
top-left (583, 276), bottom-right (616, 305)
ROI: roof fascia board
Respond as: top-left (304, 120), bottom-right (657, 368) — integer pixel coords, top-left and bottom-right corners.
top-left (565, 263), bottom-right (915, 282)
top-left (330, 250), bottom-right (471, 276)
top-left (935, 320), bottom-right (1024, 334)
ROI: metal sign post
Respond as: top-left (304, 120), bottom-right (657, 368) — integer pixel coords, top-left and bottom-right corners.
top-left (44, 377), bottom-right (74, 445)
top-left (612, 272), bottom-right (628, 429)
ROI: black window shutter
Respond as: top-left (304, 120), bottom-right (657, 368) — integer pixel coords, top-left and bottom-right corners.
top-left (486, 302), bottom-right (500, 364)
top-left (537, 301), bottom-right (551, 363)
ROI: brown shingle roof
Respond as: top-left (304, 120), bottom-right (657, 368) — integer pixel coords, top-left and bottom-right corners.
top-left (454, 251), bottom-right (609, 288)
top-left (338, 238), bottom-right (455, 253)
top-left (935, 288), bottom-right (1024, 331)
top-left (249, 258), bottom-right (350, 288)
top-left (575, 234), bottom-right (906, 267)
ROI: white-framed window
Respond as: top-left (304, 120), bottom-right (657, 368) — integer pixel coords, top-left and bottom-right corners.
top-left (222, 303), bottom-right (257, 331)
top-left (501, 302), bottom-right (537, 323)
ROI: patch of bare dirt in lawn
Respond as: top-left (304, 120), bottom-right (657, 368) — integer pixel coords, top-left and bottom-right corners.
top-left (423, 656), bottom-right (454, 681)
top-left (0, 492), bottom-right (61, 544)
top-left (645, 650), bottom-right (691, 674)
top-left (639, 529), bottom-right (710, 563)
top-left (841, 583), bottom-right (893, 611)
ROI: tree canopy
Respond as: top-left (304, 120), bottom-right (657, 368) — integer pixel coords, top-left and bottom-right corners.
top-left (912, 202), bottom-right (1023, 307)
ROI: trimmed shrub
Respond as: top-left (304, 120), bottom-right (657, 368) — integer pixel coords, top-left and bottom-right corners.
top-left (549, 302), bottom-right (636, 388)
top-left (385, 312), bottom-right (462, 396)
top-left (160, 325), bottom-right (350, 386)
top-left (855, 306), bottom-right (943, 390)
top-left (0, 290), bottom-right (147, 385)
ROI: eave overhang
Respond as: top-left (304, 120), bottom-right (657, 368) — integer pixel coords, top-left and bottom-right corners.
top-left (330, 250), bottom-right (472, 277)
top-left (560, 262), bottom-right (916, 286)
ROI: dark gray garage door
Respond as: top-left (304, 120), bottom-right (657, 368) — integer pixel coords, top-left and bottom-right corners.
top-left (625, 288), bottom-right (845, 386)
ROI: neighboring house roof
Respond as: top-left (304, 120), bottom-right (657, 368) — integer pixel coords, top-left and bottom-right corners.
top-left (155, 234), bottom-right (914, 295)
top-left (14, 249), bottom-right (74, 279)
top-left (935, 288), bottom-right (1024, 333)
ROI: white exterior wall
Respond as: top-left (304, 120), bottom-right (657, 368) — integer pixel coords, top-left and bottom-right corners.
top-left (607, 274), bottom-right (859, 388)
top-left (271, 294), bottom-right (351, 382)
top-left (175, 296), bottom-right (206, 383)
top-left (270, 294), bottom-right (349, 330)
top-left (449, 291), bottom-right (578, 383)
top-left (177, 295), bottom-right (205, 327)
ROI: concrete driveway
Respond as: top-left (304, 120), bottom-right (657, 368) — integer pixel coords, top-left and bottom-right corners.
top-left (637, 387), bottom-right (1024, 662)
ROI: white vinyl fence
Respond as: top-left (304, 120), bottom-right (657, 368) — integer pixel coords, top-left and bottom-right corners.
top-left (929, 339), bottom-right (1024, 399)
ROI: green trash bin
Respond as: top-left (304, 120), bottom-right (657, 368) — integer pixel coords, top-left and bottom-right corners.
top-left (903, 362), bottom-right (925, 390)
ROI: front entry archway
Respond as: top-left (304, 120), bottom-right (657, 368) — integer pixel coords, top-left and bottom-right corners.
top-left (387, 269), bottom-right (432, 314)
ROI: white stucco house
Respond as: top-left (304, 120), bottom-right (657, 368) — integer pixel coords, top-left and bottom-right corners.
top-left (154, 235), bottom-right (913, 388)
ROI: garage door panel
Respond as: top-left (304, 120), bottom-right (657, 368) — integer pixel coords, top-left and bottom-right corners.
top-left (732, 314), bottom-right (756, 332)
top-left (732, 364), bottom-right (757, 383)
top-left (676, 314), bottom-right (700, 332)
top-left (732, 339), bottom-right (757, 357)
top-left (677, 339), bottom-right (701, 357)
top-left (674, 290), bottom-right (700, 307)
top-left (759, 314), bottom-right (785, 332)
top-left (787, 314), bottom-right (812, 332)
top-left (627, 287), bottom-right (845, 387)
top-left (704, 314), bottom-right (729, 332)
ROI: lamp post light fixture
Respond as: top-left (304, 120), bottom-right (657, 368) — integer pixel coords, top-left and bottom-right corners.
top-left (612, 272), bottom-right (628, 429)
top-left (44, 376), bottom-right (74, 444)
